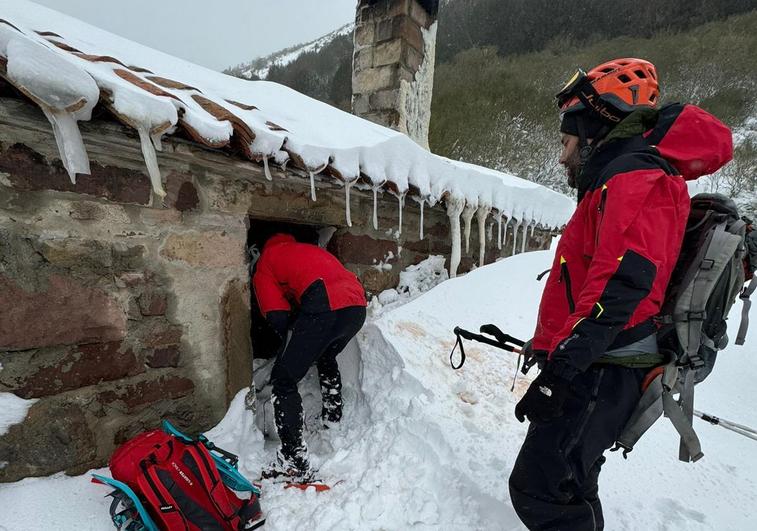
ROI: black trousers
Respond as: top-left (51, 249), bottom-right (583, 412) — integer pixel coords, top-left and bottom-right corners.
top-left (509, 365), bottom-right (646, 531)
top-left (270, 305), bottom-right (366, 456)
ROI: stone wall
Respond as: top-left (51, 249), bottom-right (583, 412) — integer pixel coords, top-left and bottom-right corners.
top-left (0, 96), bottom-right (554, 481)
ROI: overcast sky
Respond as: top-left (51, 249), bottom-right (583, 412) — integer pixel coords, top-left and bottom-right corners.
top-left (33, 0), bottom-right (357, 71)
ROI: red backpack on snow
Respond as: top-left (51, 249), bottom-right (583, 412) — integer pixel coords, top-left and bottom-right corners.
top-left (95, 424), bottom-right (265, 531)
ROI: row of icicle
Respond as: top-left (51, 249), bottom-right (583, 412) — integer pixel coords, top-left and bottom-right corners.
top-left (444, 197), bottom-right (539, 278)
top-left (282, 162), bottom-right (544, 280)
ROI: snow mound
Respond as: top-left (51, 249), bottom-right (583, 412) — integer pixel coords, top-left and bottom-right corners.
top-left (0, 1), bottom-right (574, 232)
top-left (176, 250), bottom-right (757, 531)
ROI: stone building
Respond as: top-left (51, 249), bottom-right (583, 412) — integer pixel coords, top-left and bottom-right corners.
top-left (0, 0), bottom-right (572, 482)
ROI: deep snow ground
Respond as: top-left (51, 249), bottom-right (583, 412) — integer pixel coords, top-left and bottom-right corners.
top-left (0, 251), bottom-right (756, 530)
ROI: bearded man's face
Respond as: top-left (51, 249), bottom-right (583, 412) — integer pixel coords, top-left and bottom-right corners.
top-left (559, 133), bottom-right (582, 189)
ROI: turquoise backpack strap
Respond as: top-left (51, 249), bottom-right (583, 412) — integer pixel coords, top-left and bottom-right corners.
top-left (92, 473), bottom-right (160, 531)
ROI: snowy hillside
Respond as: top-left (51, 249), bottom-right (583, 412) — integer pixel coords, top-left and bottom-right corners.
top-left (1, 250), bottom-right (755, 530)
top-left (225, 23), bottom-right (354, 80)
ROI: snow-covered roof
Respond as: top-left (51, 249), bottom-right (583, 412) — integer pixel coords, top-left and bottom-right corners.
top-left (0, 1), bottom-right (574, 229)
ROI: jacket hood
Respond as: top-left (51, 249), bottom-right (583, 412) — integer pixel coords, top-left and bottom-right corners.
top-left (646, 104), bottom-right (733, 180)
top-left (603, 104), bottom-right (733, 180)
top-left (264, 233), bottom-right (296, 249)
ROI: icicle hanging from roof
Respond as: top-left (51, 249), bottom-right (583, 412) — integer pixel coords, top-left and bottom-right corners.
top-left (137, 127), bottom-right (166, 197)
top-left (307, 161), bottom-right (330, 203)
top-left (462, 203), bottom-right (476, 254)
top-left (414, 196), bottom-right (425, 240)
top-left (520, 220), bottom-right (529, 254)
top-left (394, 192), bottom-right (406, 236)
top-left (372, 186), bottom-right (379, 230)
top-left (344, 179), bottom-right (355, 227)
top-left (496, 212), bottom-right (503, 251)
top-left (263, 156), bottom-right (273, 181)
top-left (512, 218), bottom-right (522, 255)
top-left (3, 34), bottom-right (99, 183)
top-left (446, 197), bottom-right (465, 278)
top-left (476, 205), bottom-right (491, 267)
top-left (308, 171), bottom-right (317, 201)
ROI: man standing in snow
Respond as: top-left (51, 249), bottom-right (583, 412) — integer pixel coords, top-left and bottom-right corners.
top-left (253, 233), bottom-right (367, 480)
top-left (508, 59), bottom-right (733, 529)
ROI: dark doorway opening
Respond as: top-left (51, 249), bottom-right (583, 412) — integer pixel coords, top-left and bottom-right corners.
top-left (247, 218), bottom-right (322, 251)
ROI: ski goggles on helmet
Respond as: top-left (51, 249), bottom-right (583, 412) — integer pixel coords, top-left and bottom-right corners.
top-left (555, 69), bottom-right (590, 111)
top-left (555, 68), bottom-right (627, 124)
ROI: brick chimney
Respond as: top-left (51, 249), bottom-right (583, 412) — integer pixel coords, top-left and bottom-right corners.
top-left (351, 0), bottom-right (439, 149)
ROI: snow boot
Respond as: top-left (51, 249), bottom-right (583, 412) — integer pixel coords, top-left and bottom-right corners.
top-left (261, 447), bottom-right (314, 482)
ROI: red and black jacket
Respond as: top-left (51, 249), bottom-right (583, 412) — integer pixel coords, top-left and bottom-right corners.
top-left (253, 234), bottom-right (367, 318)
top-left (533, 104), bottom-right (733, 376)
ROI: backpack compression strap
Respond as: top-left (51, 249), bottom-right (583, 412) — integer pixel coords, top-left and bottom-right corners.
top-left (613, 360), bottom-right (704, 462)
top-left (736, 275), bottom-right (756, 346)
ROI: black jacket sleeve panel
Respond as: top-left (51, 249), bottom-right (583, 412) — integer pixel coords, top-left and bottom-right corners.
top-left (551, 249), bottom-right (657, 374)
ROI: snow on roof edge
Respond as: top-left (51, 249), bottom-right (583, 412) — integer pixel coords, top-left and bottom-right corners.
top-left (0, 0), bottom-right (575, 231)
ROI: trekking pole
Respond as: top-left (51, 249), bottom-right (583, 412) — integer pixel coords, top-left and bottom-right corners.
top-left (449, 324), bottom-right (531, 382)
top-left (694, 410), bottom-right (757, 442)
top-left (452, 326), bottom-right (523, 353)
top-left (450, 325), bottom-right (523, 367)
top-left (449, 325), bottom-right (530, 391)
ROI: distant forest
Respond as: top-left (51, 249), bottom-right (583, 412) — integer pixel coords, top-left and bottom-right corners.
top-left (244, 0), bottom-right (757, 111)
top-left (435, 0), bottom-right (757, 62)
top-left (228, 0), bottom-right (757, 214)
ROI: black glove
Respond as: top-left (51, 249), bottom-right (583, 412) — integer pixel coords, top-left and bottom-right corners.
top-left (514, 364), bottom-right (572, 424)
top-left (519, 339), bottom-right (548, 374)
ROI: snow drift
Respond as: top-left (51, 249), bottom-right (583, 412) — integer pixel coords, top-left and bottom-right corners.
top-left (2, 251), bottom-right (755, 530)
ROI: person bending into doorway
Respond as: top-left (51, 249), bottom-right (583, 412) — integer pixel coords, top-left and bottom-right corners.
top-left (253, 233), bottom-right (366, 480)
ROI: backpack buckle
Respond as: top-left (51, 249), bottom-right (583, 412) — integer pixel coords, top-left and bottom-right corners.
top-left (688, 355), bottom-right (706, 370)
top-left (700, 259), bottom-right (715, 270)
top-left (687, 311), bottom-right (706, 321)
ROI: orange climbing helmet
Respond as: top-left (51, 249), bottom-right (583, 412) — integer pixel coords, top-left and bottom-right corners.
top-left (556, 58), bottom-right (660, 123)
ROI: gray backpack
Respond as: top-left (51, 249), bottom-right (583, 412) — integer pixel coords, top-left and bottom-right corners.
top-left (615, 193), bottom-right (748, 462)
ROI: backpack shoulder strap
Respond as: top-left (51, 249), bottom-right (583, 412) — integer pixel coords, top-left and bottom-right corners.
top-left (736, 276), bottom-right (756, 345)
top-left (676, 221), bottom-right (743, 363)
